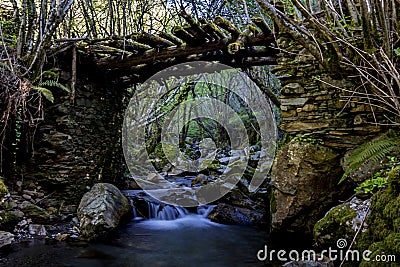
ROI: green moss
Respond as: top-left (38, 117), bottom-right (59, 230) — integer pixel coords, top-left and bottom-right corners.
top-left (0, 179), bottom-right (9, 197)
top-left (313, 204), bottom-right (357, 248)
top-left (388, 167), bottom-right (400, 192)
top-left (21, 205), bottom-right (50, 224)
top-left (0, 211), bottom-right (19, 232)
top-left (383, 196), bottom-right (400, 219)
top-left (393, 218), bottom-right (400, 233)
top-left (355, 185), bottom-right (400, 265)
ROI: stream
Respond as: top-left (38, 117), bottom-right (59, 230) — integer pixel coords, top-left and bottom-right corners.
top-left (1, 193), bottom-right (272, 267)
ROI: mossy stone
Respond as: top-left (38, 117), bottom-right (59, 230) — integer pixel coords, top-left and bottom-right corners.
top-left (0, 179), bottom-right (9, 197)
top-left (21, 205), bottom-right (51, 224)
top-left (355, 184), bottom-right (400, 266)
top-left (313, 204), bottom-right (357, 248)
top-left (388, 167), bottom-right (400, 192)
top-left (0, 211), bottom-right (19, 232)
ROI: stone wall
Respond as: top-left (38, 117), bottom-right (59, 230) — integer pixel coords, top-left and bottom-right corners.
top-left (19, 74), bottom-right (128, 205)
top-left (268, 33), bottom-right (390, 235)
top-left (271, 34), bottom-right (385, 148)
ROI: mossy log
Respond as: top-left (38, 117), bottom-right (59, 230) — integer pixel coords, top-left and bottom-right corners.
top-left (89, 44), bottom-right (133, 55)
top-left (183, 24), bottom-right (209, 43)
top-left (214, 16), bottom-right (240, 40)
top-left (99, 40), bottom-right (151, 52)
top-left (200, 19), bottom-right (227, 40)
top-left (180, 11), bottom-right (210, 42)
top-left (172, 26), bottom-right (197, 46)
top-left (252, 17), bottom-right (272, 35)
top-left (227, 26), bottom-right (253, 54)
top-left (157, 32), bottom-right (184, 46)
top-left (129, 32), bottom-right (175, 48)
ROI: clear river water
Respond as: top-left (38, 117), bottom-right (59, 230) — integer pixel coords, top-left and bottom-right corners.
top-left (1, 207), bottom-right (273, 267)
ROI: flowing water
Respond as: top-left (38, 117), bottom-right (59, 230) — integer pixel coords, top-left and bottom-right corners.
top-left (1, 200), bottom-right (271, 267)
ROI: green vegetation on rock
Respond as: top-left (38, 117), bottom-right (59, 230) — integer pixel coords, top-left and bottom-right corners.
top-left (0, 179), bottom-right (9, 197)
top-left (355, 167), bottom-right (400, 266)
top-left (0, 211), bottom-right (19, 232)
top-left (313, 204), bottom-right (357, 248)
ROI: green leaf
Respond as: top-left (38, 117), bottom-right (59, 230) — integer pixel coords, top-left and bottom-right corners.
top-left (39, 80), bottom-right (70, 93)
top-left (340, 137), bottom-right (399, 184)
top-left (395, 48), bottom-right (400, 57)
top-left (33, 86), bottom-right (54, 103)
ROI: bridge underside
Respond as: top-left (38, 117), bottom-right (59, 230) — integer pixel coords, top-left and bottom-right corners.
top-left (53, 14), bottom-right (277, 85)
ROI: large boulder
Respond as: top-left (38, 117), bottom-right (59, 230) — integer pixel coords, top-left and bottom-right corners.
top-left (270, 140), bottom-right (344, 233)
top-left (77, 183), bottom-right (132, 240)
top-left (0, 231), bottom-right (14, 248)
top-left (207, 203), bottom-right (264, 225)
top-left (313, 197), bottom-right (370, 248)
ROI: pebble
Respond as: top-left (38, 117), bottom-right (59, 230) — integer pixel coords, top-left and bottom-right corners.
top-left (22, 194), bottom-right (32, 200)
top-left (17, 220), bottom-right (28, 228)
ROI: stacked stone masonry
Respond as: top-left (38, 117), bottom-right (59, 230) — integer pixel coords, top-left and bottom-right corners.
top-left (271, 34), bottom-right (385, 148)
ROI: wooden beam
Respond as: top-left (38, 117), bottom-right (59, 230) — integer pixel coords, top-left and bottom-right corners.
top-left (214, 16), bottom-right (240, 39)
top-left (200, 20), bottom-right (226, 40)
top-left (110, 55), bottom-right (277, 86)
top-left (95, 34), bottom-right (275, 70)
top-left (180, 11), bottom-right (211, 42)
top-left (172, 26), bottom-right (198, 46)
top-left (157, 32), bottom-right (184, 46)
top-left (129, 32), bottom-right (175, 48)
top-left (252, 17), bottom-right (272, 35)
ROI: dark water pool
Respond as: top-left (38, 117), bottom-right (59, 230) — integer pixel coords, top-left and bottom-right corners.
top-left (1, 215), bottom-right (273, 267)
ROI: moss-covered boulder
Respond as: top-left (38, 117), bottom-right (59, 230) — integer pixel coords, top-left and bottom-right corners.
top-left (313, 167), bottom-right (400, 266)
top-left (21, 205), bottom-right (51, 224)
top-left (313, 197), bottom-right (370, 248)
top-left (355, 167), bottom-right (400, 266)
top-left (0, 211), bottom-right (19, 232)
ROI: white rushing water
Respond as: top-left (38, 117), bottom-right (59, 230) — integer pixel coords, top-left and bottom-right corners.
top-left (133, 202), bottom-right (220, 230)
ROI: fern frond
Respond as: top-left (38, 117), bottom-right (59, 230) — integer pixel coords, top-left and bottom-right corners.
top-left (32, 69), bottom-right (60, 83)
top-left (340, 137), bottom-right (399, 183)
top-left (39, 80), bottom-right (70, 93)
top-left (33, 86), bottom-right (54, 103)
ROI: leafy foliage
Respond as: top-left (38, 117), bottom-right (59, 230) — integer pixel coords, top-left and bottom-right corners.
top-left (32, 87), bottom-right (54, 103)
top-left (355, 171), bottom-right (388, 196)
top-left (38, 80), bottom-right (71, 93)
top-left (33, 79), bottom-right (70, 103)
top-left (340, 137), bottom-right (400, 183)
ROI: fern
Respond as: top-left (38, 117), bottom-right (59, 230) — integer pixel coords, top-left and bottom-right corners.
top-left (38, 80), bottom-right (70, 93)
top-left (32, 69), bottom-right (61, 83)
top-left (33, 86), bottom-right (54, 103)
top-left (340, 137), bottom-right (399, 183)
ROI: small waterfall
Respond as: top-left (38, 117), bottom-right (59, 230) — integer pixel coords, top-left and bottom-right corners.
top-left (125, 189), bottom-right (216, 222)
top-left (197, 205), bottom-right (216, 217)
top-left (147, 202), bottom-right (189, 220)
